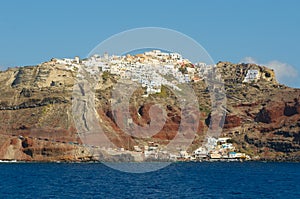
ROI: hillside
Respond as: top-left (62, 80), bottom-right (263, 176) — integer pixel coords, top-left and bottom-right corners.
top-left (0, 52), bottom-right (299, 162)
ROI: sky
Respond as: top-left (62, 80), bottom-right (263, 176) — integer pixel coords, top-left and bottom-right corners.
top-left (0, 0), bottom-right (299, 87)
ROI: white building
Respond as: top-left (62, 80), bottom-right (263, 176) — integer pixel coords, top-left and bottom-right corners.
top-left (243, 69), bottom-right (260, 83)
top-left (193, 147), bottom-right (208, 158)
top-left (74, 56), bottom-right (80, 64)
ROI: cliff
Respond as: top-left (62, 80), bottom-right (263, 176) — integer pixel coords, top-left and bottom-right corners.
top-left (0, 58), bottom-right (299, 162)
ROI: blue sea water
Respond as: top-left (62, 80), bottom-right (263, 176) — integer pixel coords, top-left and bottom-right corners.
top-left (0, 162), bottom-right (299, 199)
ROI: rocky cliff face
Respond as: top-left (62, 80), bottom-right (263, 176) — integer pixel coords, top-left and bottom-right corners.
top-left (0, 60), bottom-right (299, 161)
top-left (217, 62), bottom-right (300, 161)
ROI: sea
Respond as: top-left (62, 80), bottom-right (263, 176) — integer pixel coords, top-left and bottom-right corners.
top-left (0, 162), bottom-right (299, 198)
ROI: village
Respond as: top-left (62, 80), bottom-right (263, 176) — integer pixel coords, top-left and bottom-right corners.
top-left (54, 50), bottom-right (214, 96)
top-left (136, 136), bottom-right (251, 162)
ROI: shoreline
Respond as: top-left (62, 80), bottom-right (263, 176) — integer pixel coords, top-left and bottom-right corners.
top-left (1, 159), bottom-right (300, 163)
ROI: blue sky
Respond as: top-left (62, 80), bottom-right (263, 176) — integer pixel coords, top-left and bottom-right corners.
top-left (0, 0), bottom-right (299, 87)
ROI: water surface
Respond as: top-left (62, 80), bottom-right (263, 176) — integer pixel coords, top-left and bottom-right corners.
top-left (0, 162), bottom-right (299, 198)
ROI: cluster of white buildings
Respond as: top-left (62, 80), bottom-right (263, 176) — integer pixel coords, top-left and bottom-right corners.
top-left (52, 50), bottom-right (217, 96)
top-left (84, 50), bottom-right (195, 95)
top-left (129, 136), bottom-right (250, 161)
top-left (192, 137), bottom-right (250, 161)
